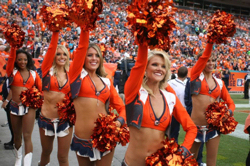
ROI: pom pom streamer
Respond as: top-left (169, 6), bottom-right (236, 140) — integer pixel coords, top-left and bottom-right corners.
top-left (145, 138), bottom-right (198, 166)
top-left (206, 10), bottom-right (236, 44)
top-left (3, 23), bottom-right (25, 48)
top-left (40, 4), bottom-right (71, 31)
top-left (126, 0), bottom-right (176, 50)
top-left (20, 87), bottom-right (43, 109)
top-left (57, 93), bottom-right (76, 126)
top-left (67, 0), bottom-right (103, 30)
top-left (205, 101), bottom-right (238, 134)
top-left (91, 113), bottom-right (129, 152)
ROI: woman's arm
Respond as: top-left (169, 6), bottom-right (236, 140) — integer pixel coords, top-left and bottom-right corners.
top-left (1, 90), bottom-right (12, 109)
top-left (190, 43), bottom-right (213, 81)
top-left (6, 47), bottom-right (16, 77)
top-left (41, 32), bottom-right (59, 78)
top-left (109, 78), bottom-right (126, 126)
top-left (69, 30), bottom-right (89, 83)
top-left (124, 44), bottom-right (148, 104)
top-left (173, 97), bottom-right (197, 150)
top-left (220, 82), bottom-right (235, 115)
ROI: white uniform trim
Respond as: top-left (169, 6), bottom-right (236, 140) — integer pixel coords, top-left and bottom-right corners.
top-left (138, 87), bottom-right (176, 116)
top-left (199, 72), bottom-right (223, 90)
top-left (13, 68), bottom-right (37, 81)
top-left (80, 68), bottom-right (111, 90)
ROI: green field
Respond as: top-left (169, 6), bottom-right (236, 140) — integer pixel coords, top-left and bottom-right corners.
top-left (230, 94), bottom-right (250, 104)
top-left (178, 94), bottom-right (250, 166)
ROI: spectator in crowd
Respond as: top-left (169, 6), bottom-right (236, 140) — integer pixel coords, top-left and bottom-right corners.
top-left (221, 68), bottom-right (230, 90)
top-left (168, 66), bottom-right (188, 142)
top-left (244, 69), bottom-right (250, 99)
top-left (1, 64), bottom-right (14, 150)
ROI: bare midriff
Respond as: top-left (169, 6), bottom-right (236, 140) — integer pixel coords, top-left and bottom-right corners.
top-left (74, 97), bottom-right (108, 139)
top-left (41, 91), bottom-right (66, 119)
top-left (191, 94), bottom-right (216, 126)
top-left (125, 127), bottom-right (165, 166)
top-left (11, 85), bottom-right (28, 103)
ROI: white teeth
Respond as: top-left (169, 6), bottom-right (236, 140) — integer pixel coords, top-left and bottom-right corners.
top-left (155, 73), bottom-right (162, 76)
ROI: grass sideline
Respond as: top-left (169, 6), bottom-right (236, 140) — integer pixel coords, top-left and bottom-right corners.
top-left (178, 93), bottom-right (249, 166)
top-left (230, 93), bottom-right (249, 104)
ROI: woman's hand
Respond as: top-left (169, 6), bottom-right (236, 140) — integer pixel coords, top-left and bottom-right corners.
top-left (115, 120), bottom-right (122, 128)
top-left (1, 100), bottom-right (9, 109)
top-left (222, 110), bottom-right (233, 122)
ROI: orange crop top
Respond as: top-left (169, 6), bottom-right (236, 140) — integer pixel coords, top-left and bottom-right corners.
top-left (125, 44), bottom-right (197, 149)
top-left (78, 74), bottom-right (110, 104)
top-left (43, 73), bottom-right (70, 94)
top-left (199, 77), bottom-right (220, 99)
top-left (6, 48), bottom-right (42, 91)
top-left (140, 92), bottom-right (170, 131)
top-left (41, 32), bottom-right (70, 94)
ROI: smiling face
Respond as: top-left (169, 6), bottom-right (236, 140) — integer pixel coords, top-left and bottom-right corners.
top-left (55, 48), bottom-right (68, 67)
top-left (146, 55), bottom-right (167, 83)
top-left (204, 57), bottom-right (216, 73)
top-left (16, 53), bottom-right (28, 70)
top-left (84, 47), bottom-right (100, 73)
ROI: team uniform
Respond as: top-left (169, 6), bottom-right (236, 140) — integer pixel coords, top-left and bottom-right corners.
top-left (6, 48), bottom-right (42, 116)
top-left (190, 43), bottom-right (235, 143)
top-left (38, 32), bottom-right (71, 137)
top-left (69, 31), bottom-right (126, 161)
top-left (123, 44), bottom-right (197, 165)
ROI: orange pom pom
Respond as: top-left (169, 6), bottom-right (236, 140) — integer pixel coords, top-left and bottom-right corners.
top-left (3, 23), bottom-right (25, 48)
top-left (57, 93), bottom-right (76, 126)
top-left (126, 0), bottom-right (176, 51)
top-left (145, 138), bottom-right (198, 166)
top-left (20, 87), bottom-right (43, 108)
top-left (91, 113), bottom-right (129, 152)
top-left (40, 4), bottom-right (71, 32)
top-left (207, 10), bottom-right (236, 44)
top-left (205, 101), bottom-right (238, 134)
top-left (67, 0), bottom-right (103, 30)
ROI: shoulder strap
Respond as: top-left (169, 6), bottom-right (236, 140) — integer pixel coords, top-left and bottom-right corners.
top-left (12, 69), bottom-right (18, 76)
top-left (160, 89), bottom-right (176, 138)
top-left (139, 87), bottom-right (148, 104)
top-left (30, 70), bottom-right (36, 81)
top-left (100, 77), bottom-right (111, 90)
top-left (160, 89), bottom-right (176, 116)
top-left (80, 68), bottom-right (88, 79)
top-left (214, 77), bottom-right (223, 90)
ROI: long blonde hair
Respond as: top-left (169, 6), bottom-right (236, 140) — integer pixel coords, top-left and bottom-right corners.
top-left (85, 43), bottom-right (107, 77)
top-left (142, 50), bottom-right (171, 95)
top-left (52, 45), bottom-right (70, 75)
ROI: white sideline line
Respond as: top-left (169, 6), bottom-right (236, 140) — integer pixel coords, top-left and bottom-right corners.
top-left (228, 124), bottom-right (248, 140)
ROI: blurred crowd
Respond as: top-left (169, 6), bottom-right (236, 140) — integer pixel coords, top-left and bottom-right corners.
top-left (0, 0), bottom-right (249, 72)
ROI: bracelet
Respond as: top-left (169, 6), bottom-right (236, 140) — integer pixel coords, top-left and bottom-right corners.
top-left (5, 99), bottom-right (9, 103)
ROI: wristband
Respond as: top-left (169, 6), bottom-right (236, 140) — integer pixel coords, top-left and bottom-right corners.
top-left (228, 109), bottom-right (233, 116)
top-left (5, 99), bottom-right (9, 103)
